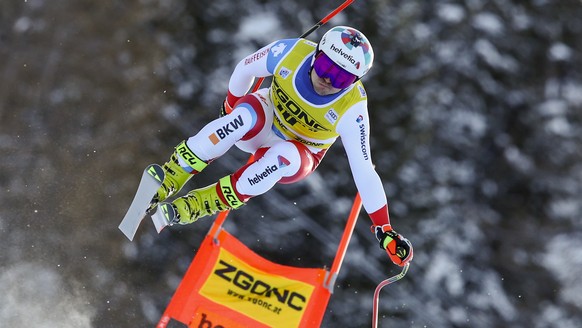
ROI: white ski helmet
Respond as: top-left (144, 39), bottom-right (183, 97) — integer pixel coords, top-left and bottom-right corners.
top-left (317, 26), bottom-right (374, 78)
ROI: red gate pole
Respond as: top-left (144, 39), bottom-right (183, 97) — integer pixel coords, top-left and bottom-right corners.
top-left (325, 193), bottom-right (362, 289)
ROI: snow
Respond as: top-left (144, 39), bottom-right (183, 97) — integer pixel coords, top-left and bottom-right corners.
top-left (13, 17), bottom-right (32, 33)
top-left (548, 198), bottom-right (580, 220)
top-left (474, 39), bottom-right (518, 72)
top-left (437, 3), bottom-right (465, 24)
top-left (537, 99), bottom-right (568, 117)
top-left (548, 42), bottom-right (573, 61)
top-left (545, 116), bottom-right (573, 137)
top-left (504, 146), bottom-right (534, 173)
top-left (233, 12), bottom-right (283, 60)
top-left (563, 82), bottom-right (582, 106)
top-left (472, 12), bottom-right (505, 35)
top-left (543, 235), bottom-right (582, 308)
top-left (0, 263), bottom-right (95, 327)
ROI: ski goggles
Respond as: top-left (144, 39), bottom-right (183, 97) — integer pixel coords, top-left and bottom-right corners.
top-left (312, 51), bottom-right (358, 89)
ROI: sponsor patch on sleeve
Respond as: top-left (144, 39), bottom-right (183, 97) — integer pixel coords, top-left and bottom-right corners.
top-left (324, 108), bottom-right (339, 125)
top-left (278, 67), bottom-right (292, 79)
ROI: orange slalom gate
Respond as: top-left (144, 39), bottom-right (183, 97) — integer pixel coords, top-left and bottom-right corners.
top-left (157, 193), bottom-right (363, 328)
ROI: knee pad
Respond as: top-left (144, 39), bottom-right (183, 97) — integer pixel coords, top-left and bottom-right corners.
top-left (232, 94), bottom-right (268, 141)
top-left (278, 141), bottom-right (316, 184)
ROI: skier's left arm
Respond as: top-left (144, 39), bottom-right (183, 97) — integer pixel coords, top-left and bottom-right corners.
top-left (336, 102), bottom-right (413, 267)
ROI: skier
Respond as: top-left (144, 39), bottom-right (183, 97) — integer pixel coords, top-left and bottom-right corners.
top-left (150, 26), bottom-right (413, 267)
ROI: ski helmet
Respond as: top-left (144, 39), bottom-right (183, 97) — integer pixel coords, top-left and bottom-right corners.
top-left (317, 26), bottom-right (374, 78)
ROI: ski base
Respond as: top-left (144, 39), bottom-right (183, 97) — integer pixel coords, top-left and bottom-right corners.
top-left (118, 164), bottom-right (164, 241)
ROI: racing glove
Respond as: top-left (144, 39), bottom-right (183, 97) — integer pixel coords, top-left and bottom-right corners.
top-left (373, 224), bottom-right (413, 267)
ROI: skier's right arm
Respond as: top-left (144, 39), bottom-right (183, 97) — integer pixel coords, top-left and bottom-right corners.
top-left (221, 41), bottom-right (275, 115)
top-left (222, 38), bottom-right (300, 115)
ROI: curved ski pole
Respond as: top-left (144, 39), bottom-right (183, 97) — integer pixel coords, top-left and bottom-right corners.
top-left (372, 263), bottom-right (410, 328)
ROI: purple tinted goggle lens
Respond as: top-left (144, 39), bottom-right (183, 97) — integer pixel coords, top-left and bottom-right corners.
top-left (312, 52), bottom-right (358, 89)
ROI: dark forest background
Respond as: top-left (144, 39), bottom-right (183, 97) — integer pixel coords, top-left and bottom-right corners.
top-left (1, 0), bottom-right (581, 327)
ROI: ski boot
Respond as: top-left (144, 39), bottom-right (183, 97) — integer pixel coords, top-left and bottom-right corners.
top-left (148, 141), bottom-right (208, 211)
top-left (159, 175), bottom-right (245, 225)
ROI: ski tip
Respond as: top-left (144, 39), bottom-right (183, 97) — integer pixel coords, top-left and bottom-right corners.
top-left (159, 202), bottom-right (176, 223)
top-left (151, 202), bottom-right (174, 233)
top-left (118, 164), bottom-right (163, 242)
top-left (146, 164), bottom-right (165, 184)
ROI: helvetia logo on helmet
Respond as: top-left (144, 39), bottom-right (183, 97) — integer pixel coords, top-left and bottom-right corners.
top-left (329, 43), bottom-right (360, 69)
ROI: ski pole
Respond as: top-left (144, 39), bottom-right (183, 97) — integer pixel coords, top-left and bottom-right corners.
top-left (251, 0), bottom-right (356, 92)
top-left (372, 263), bottom-right (410, 328)
top-left (300, 0), bottom-right (356, 38)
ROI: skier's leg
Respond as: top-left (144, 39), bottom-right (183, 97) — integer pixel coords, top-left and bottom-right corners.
top-left (234, 140), bottom-right (319, 196)
top-left (151, 93), bottom-right (269, 207)
top-left (233, 89), bottom-right (274, 154)
top-left (170, 175), bottom-right (244, 224)
top-left (149, 141), bottom-right (208, 210)
top-left (169, 140), bottom-right (322, 224)
top-left (185, 93), bottom-right (268, 160)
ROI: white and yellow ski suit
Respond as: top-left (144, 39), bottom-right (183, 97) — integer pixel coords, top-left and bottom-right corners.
top-left (182, 38), bottom-right (391, 226)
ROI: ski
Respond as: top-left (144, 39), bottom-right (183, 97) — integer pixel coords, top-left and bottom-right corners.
top-left (151, 202), bottom-right (177, 231)
top-left (118, 164), bottom-right (164, 241)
